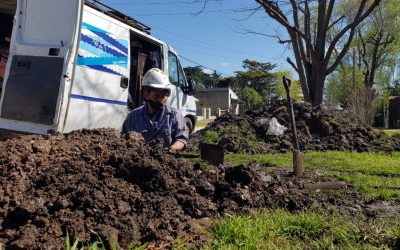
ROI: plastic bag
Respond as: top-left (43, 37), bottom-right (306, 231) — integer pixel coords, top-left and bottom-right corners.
top-left (266, 117), bottom-right (287, 136)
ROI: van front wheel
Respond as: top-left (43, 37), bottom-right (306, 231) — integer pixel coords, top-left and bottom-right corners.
top-left (185, 117), bottom-right (194, 135)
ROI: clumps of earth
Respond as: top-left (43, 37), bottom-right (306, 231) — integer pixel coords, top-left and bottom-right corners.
top-left (0, 128), bottom-right (393, 249)
top-left (187, 99), bottom-right (400, 153)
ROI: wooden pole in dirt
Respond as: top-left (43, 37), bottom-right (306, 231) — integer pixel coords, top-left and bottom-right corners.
top-left (282, 76), bottom-right (304, 177)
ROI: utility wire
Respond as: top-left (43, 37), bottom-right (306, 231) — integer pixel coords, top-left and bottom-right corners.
top-left (152, 25), bottom-right (265, 58)
top-left (179, 55), bottom-right (231, 76)
top-left (103, 0), bottom-right (221, 6)
top-left (130, 9), bottom-right (238, 16)
top-left (102, 1), bottom-right (197, 6)
top-left (102, 1), bottom-right (264, 59)
top-left (172, 46), bottom-right (245, 60)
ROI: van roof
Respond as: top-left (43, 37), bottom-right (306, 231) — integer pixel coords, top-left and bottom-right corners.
top-left (0, 0), bottom-right (152, 35)
top-left (85, 0), bottom-right (151, 34)
top-left (0, 0), bottom-right (151, 34)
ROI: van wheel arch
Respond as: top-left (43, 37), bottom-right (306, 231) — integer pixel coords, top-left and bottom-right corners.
top-left (184, 116), bottom-right (195, 136)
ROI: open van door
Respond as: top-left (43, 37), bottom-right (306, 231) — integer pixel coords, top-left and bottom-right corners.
top-left (61, 5), bottom-right (131, 132)
top-left (0, 0), bottom-right (83, 134)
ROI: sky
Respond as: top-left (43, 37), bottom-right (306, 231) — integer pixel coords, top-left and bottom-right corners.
top-left (100, 0), bottom-right (295, 78)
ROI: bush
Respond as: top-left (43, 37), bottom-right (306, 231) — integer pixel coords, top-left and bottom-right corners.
top-left (240, 87), bottom-right (263, 110)
top-left (201, 130), bottom-right (219, 145)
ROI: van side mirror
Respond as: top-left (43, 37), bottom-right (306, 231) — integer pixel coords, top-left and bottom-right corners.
top-left (188, 79), bottom-right (196, 95)
top-left (180, 79), bottom-right (196, 95)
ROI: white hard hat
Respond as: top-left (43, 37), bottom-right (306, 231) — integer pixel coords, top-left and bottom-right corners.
top-left (142, 68), bottom-right (172, 95)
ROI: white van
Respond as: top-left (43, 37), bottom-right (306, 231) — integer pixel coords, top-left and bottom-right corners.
top-left (0, 0), bottom-right (197, 135)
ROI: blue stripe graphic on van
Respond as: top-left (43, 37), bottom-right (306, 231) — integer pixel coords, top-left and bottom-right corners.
top-left (80, 34), bottom-right (127, 59)
top-left (79, 22), bottom-right (128, 77)
top-left (70, 94), bottom-right (127, 106)
top-left (82, 22), bottom-right (111, 35)
top-left (77, 56), bottom-right (128, 66)
top-left (186, 109), bottom-right (197, 113)
top-left (77, 59), bottom-right (123, 76)
top-left (91, 30), bottom-right (128, 55)
top-left (80, 42), bottom-right (113, 58)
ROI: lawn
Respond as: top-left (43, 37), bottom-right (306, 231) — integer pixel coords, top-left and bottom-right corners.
top-left (206, 208), bottom-right (400, 249)
top-left (204, 151), bottom-right (400, 249)
top-left (226, 151), bottom-right (400, 200)
top-left (375, 128), bottom-right (400, 137)
top-left (68, 207), bottom-right (400, 250)
top-left (196, 119), bottom-right (211, 127)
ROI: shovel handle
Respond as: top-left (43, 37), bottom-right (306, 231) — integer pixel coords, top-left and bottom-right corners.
top-left (283, 76), bottom-right (300, 151)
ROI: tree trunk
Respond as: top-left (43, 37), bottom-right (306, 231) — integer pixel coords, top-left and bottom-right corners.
top-left (308, 70), bottom-right (326, 107)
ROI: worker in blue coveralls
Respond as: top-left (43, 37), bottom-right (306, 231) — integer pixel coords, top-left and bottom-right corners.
top-left (122, 68), bottom-right (188, 152)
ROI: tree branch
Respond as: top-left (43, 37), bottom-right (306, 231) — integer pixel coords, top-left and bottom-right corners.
top-left (286, 57), bottom-right (298, 72)
top-left (325, 0), bottom-right (381, 74)
top-left (257, 0), bottom-right (315, 59)
top-left (328, 16), bottom-right (345, 30)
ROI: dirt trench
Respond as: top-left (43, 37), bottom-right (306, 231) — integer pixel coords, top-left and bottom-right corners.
top-left (0, 128), bottom-right (398, 249)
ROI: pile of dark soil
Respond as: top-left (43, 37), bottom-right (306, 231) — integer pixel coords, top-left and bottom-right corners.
top-left (188, 100), bottom-right (400, 153)
top-left (0, 128), bottom-right (388, 249)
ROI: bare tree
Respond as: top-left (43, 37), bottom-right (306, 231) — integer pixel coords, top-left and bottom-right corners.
top-left (357, 6), bottom-right (394, 89)
top-left (354, 2), bottom-right (397, 125)
top-left (255, 0), bottom-right (381, 107)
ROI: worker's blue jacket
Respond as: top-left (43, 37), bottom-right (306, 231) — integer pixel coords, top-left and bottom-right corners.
top-left (122, 104), bottom-right (188, 147)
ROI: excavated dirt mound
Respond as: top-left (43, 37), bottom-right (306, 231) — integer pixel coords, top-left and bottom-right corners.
top-left (188, 100), bottom-right (400, 153)
top-left (1, 128), bottom-right (396, 249)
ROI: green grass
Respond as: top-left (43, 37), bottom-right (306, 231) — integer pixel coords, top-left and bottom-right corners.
top-left (206, 208), bottom-right (400, 249)
top-left (201, 130), bottom-right (219, 145)
top-left (65, 239), bottom-right (147, 250)
top-left (65, 231), bottom-right (147, 250)
top-left (226, 151), bottom-right (400, 200)
top-left (226, 151), bottom-right (400, 175)
top-left (338, 173), bottom-right (400, 200)
top-left (375, 129), bottom-right (400, 137)
top-left (196, 119), bottom-right (213, 128)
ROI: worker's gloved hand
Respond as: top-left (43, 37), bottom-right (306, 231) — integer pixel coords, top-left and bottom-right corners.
top-left (163, 146), bottom-right (178, 154)
top-left (169, 141), bottom-right (185, 153)
top-left (168, 147), bottom-right (178, 154)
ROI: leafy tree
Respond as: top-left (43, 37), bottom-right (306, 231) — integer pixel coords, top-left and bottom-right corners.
top-left (183, 66), bottom-right (209, 89)
top-left (217, 76), bottom-right (241, 90)
top-left (255, 0), bottom-right (381, 107)
top-left (204, 70), bottom-right (222, 88)
top-left (356, 0), bottom-right (399, 89)
top-left (325, 63), bottom-right (364, 108)
top-left (325, 0), bottom-right (400, 125)
top-left (274, 70), bottom-right (303, 100)
top-left (184, 66), bottom-right (221, 88)
top-left (234, 59), bottom-right (277, 101)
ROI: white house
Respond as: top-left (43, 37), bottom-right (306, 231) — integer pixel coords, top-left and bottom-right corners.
top-left (194, 88), bottom-right (240, 118)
